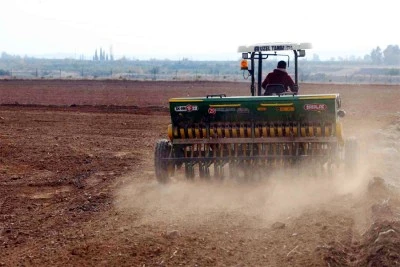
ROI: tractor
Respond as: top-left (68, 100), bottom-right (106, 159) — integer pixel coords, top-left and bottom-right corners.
top-left (154, 42), bottom-right (358, 182)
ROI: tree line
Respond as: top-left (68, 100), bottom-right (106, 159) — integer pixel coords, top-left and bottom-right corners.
top-left (93, 47), bottom-right (114, 61)
top-left (2, 44), bottom-right (400, 64)
top-left (368, 45), bottom-right (400, 65)
top-left (1, 44), bottom-right (400, 84)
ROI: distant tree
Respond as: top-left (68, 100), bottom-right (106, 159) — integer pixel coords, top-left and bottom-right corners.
top-left (118, 56), bottom-right (128, 61)
top-left (363, 54), bottom-right (371, 62)
top-left (0, 69), bottom-right (10, 76)
top-left (1, 52), bottom-right (20, 60)
top-left (98, 47), bottom-right (108, 61)
top-left (383, 45), bottom-right (400, 65)
top-left (93, 49), bottom-right (99, 61)
top-left (150, 66), bottom-right (160, 80)
top-left (388, 68), bottom-right (400, 75)
top-left (1, 52), bottom-right (11, 59)
top-left (109, 46), bottom-right (114, 61)
top-left (370, 46), bottom-right (383, 65)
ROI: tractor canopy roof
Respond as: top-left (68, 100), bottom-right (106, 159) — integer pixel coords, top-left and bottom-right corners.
top-left (238, 42), bottom-right (312, 53)
top-left (238, 42), bottom-right (313, 96)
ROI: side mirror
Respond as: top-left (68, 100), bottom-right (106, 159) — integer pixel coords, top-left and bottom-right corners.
top-left (298, 50), bottom-right (306, 57)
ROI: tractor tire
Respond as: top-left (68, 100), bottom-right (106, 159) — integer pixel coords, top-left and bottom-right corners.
top-left (345, 137), bottom-right (358, 172)
top-left (154, 139), bottom-right (172, 183)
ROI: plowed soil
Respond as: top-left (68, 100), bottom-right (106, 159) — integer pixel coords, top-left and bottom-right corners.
top-left (1, 79), bottom-right (400, 266)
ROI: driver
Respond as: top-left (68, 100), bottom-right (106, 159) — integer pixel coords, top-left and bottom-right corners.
top-left (261, 60), bottom-right (297, 93)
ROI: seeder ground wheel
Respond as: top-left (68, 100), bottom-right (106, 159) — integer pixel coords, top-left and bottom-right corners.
top-left (154, 139), bottom-right (173, 183)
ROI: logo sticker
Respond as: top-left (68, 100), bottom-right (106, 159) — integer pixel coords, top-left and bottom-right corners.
top-left (215, 108), bottom-right (236, 112)
top-left (208, 107), bottom-right (216, 115)
top-left (174, 104), bottom-right (198, 112)
top-left (278, 107), bottom-right (295, 112)
top-left (304, 103), bottom-right (327, 111)
top-left (237, 108), bottom-right (250, 114)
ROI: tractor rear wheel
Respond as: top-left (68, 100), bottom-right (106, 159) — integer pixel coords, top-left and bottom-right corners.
top-left (154, 139), bottom-right (172, 183)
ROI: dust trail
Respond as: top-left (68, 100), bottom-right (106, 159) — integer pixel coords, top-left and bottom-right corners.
top-left (367, 112), bottom-right (400, 187)
top-left (115, 164), bottom-right (369, 227)
top-left (115, 115), bottom-right (400, 227)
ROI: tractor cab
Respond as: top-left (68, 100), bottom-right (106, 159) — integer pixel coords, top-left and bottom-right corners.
top-left (238, 42), bottom-right (312, 96)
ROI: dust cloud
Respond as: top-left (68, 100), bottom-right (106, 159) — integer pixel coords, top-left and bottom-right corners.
top-left (367, 112), bottom-right (400, 187)
top-left (115, 113), bottom-right (400, 228)
top-left (115, 166), bottom-right (369, 227)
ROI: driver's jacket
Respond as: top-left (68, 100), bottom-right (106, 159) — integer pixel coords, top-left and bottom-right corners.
top-left (261, 69), bottom-right (295, 92)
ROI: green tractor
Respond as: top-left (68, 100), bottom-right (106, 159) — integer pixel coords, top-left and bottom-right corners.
top-left (154, 42), bottom-right (357, 183)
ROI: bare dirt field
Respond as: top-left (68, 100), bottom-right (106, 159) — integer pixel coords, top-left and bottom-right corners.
top-left (1, 79), bottom-right (400, 266)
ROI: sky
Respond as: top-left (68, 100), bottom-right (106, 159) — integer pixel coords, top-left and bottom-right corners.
top-left (0, 0), bottom-right (398, 60)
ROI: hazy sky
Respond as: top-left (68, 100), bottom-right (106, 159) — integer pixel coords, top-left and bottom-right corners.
top-left (0, 0), bottom-right (398, 60)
